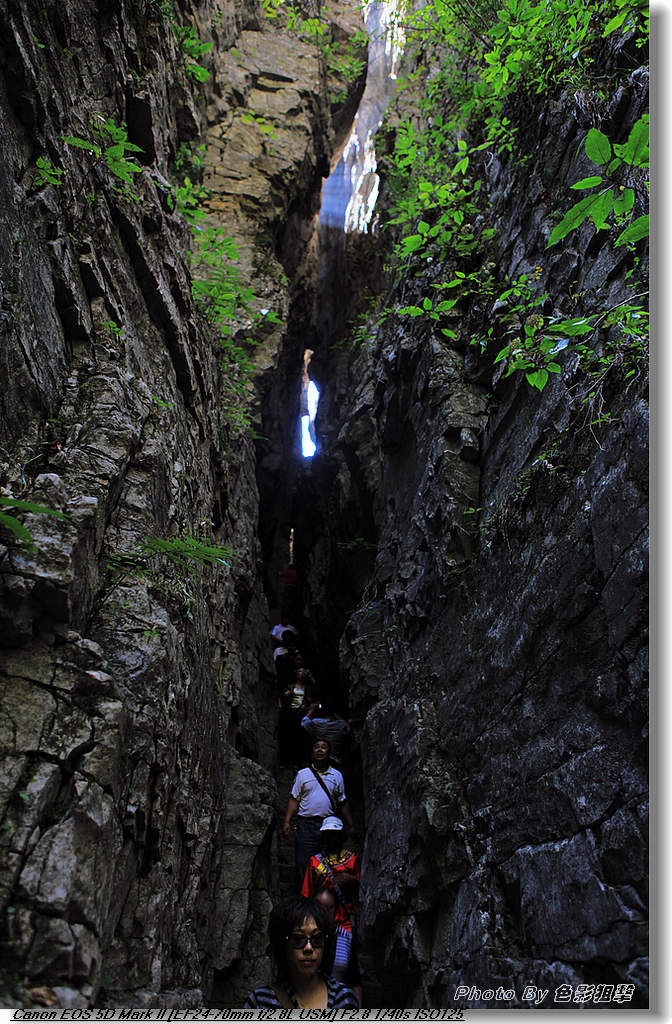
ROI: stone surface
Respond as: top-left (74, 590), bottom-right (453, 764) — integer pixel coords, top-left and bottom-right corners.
top-left (0, 0), bottom-right (351, 1008)
top-left (0, 0), bottom-right (648, 1011)
top-left (291, 37), bottom-right (649, 1012)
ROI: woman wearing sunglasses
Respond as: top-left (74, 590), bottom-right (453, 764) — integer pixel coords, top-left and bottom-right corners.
top-left (243, 895), bottom-right (360, 1008)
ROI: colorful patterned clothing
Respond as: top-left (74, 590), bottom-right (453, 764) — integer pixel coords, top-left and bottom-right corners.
top-left (301, 847), bottom-right (360, 931)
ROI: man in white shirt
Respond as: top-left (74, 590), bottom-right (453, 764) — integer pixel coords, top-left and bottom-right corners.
top-left (282, 739), bottom-right (355, 887)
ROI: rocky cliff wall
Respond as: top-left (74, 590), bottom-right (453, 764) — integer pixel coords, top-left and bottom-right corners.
top-left (0, 0), bottom-right (649, 1010)
top-left (0, 0), bottom-right (344, 1007)
top-left (317, 49), bottom-right (648, 1011)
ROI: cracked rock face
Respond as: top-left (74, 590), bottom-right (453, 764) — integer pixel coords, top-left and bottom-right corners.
top-left (305, 53), bottom-right (649, 1012)
top-left (0, 0), bottom-right (648, 1009)
top-left (0, 0), bottom-right (342, 1008)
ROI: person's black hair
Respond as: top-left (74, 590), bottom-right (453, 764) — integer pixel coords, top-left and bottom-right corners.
top-left (268, 895), bottom-right (336, 981)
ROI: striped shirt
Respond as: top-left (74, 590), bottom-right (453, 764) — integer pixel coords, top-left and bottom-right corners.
top-left (243, 976), bottom-right (359, 1008)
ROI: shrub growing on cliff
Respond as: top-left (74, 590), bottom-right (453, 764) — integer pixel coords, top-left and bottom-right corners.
top-left (62, 117), bottom-right (143, 198)
top-left (157, 1), bottom-right (212, 81)
top-left (172, 23), bottom-right (212, 81)
top-left (109, 535), bottom-right (233, 571)
top-left (260, 0), bottom-right (368, 101)
top-left (376, 0), bottom-right (648, 393)
top-left (32, 157), bottom-right (63, 189)
top-left (170, 176), bottom-right (279, 433)
top-left (96, 535), bottom-right (235, 622)
top-left (547, 117), bottom-right (649, 248)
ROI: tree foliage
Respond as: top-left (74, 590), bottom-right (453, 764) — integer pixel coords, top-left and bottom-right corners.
top-left (360, 0), bottom-right (649, 393)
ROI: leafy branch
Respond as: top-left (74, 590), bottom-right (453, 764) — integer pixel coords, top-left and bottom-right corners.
top-left (547, 116), bottom-right (649, 248)
top-left (32, 157), bottom-right (64, 189)
top-left (0, 496), bottom-right (70, 552)
top-left (62, 116), bottom-right (144, 198)
top-left (95, 535), bottom-right (235, 617)
top-left (171, 23), bottom-right (212, 81)
top-left (169, 175), bottom-right (281, 433)
top-left (491, 288), bottom-right (648, 392)
top-left (108, 536), bottom-right (234, 573)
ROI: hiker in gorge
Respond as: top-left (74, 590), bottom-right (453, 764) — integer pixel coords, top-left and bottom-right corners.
top-left (302, 817), bottom-right (363, 1006)
top-left (301, 697), bottom-right (351, 768)
top-left (243, 895), bottom-right (359, 1009)
top-left (273, 628), bottom-right (299, 683)
top-left (291, 653), bottom-right (321, 705)
top-left (282, 739), bottom-right (355, 887)
top-left (270, 616), bottom-right (299, 646)
top-left (279, 653), bottom-right (320, 766)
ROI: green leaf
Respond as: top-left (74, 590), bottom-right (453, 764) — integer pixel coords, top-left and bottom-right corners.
top-left (453, 157), bottom-right (469, 176)
top-left (187, 63), bottom-right (210, 81)
top-left (602, 9), bottom-right (628, 35)
top-left (107, 161), bottom-right (132, 183)
top-left (400, 234), bottom-right (424, 254)
top-left (545, 317), bottom-right (595, 336)
top-left (613, 187), bottom-right (635, 216)
top-left (570, 176), bottom-right (603, 190)
top-left (398, 306), bottom-right (425, 317)
top-left (141, 535), bottom-right (232, 568)
top-left (615, 214), bottom-right (649, 246)
top-left (62, 136), bottom-right (102, 156)
top-left (591, 188), bottom-right (614, 230)
top-left (614, 116), bottom-right (649, 167)
top-left (546, 362), bottom-right (562, 373)
top-left (417, 221), bottom-right (430, 235)
top-left (585, 128), bottom-right (612, 165)
top-left (526, 369), bottom-right (549, 390)
top-left (422, 296), bottom-right (433, 310)
top-left (0, 511), bottom-right (37, 550)
top-left (0, 496), bottom-right (69, 520)
top-left (547, 193), bottom-right (599, 247)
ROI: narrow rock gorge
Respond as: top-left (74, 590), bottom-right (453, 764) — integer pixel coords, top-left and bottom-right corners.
top-left (0, 0), bottom-right (648, 1011)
